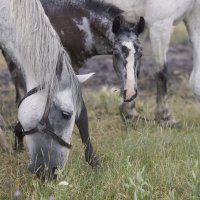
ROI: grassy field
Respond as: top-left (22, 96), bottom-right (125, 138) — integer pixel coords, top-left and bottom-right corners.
top-left (0, 23), bottom-right (197, 199)
top-left (1, 82), bottom-right (200, 199)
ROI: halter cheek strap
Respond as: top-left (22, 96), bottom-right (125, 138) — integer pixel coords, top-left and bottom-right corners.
top-left (17, 86), bottom-right (72, 149)
top-left (17, 86), bottom-right (44, 108)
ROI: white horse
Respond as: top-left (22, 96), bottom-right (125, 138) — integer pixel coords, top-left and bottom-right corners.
top-left (100, 0), bottom-right (200, 125)
top-left (0, 0), bottom-right (96, 178)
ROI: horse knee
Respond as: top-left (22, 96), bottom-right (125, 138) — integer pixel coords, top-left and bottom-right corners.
top-left (156, 66), bottom-right (168, 82)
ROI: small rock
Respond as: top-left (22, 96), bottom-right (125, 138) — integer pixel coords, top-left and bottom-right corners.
top-left (14, 191), bottom-right (21, 199)
top-left (49, 195), bottom-right (54, 200)
top-left (59, 181), bottom-right (69, 186)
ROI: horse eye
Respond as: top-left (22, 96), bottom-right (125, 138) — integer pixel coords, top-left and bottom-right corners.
top-left (61, 111), bottom-right (72, 120)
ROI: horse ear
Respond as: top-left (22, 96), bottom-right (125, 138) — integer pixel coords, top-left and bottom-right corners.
top-left (112, 15), bottom-right (124, 35)
top-left (135, 16), bottom-right (145, 35)
top-left (77, 72), bottom-right (95, 83)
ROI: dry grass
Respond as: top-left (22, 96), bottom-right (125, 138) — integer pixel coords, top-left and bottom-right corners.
top-left (1, 81), bottom-right (200, 199)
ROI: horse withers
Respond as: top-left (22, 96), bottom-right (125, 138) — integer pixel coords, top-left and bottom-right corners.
top-left (0, 0), bottom-right (100, 179)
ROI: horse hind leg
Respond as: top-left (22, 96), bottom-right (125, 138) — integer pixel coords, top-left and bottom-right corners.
top-left (149, 22), bottom-right (177, 126)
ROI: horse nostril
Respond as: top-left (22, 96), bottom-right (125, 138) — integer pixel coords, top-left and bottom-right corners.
top-left (123, 89), bottom-right (127, 99)
top-left (123, 88), bottom-right (138, 102)
top-left (134, 88), bottom-right (138, 97)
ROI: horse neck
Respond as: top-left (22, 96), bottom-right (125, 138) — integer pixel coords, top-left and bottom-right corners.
top-left (4, 0), bottom-right (73, 95)
top-left (88, 13), bottom-right (114, 56)
top-left (0, 2), bottom-right (34, 90)
top-left (38, 0), bottom-right (117, 68)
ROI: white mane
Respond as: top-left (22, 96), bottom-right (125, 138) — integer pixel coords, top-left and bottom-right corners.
top-left (8, 0), bottom-right (82, 114)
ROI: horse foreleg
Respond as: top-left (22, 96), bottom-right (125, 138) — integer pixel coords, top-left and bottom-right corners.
top-left (2, 51), bottom-right (26, 151)
top-left (13, 122), bottom-right (24, 151)
top-left (149, 22), bottom-right (177, 126)
top-left (75, 101), bottom-right (102, 170)
top-left (2, 50), bottom-right (26, 105)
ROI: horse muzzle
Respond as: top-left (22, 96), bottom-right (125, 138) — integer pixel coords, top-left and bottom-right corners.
top-left (123, 88), bottom-right (138, 102)
top-left (28, 162), bottom-right (57, 180)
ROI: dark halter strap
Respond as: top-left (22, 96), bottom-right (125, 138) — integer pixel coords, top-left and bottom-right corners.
top-left (18, 86), bottom-right (44, 108)
top-left (18, 86), bottom-right (72, 149)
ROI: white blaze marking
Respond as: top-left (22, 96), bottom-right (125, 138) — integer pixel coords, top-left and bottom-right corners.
top-left (76, 17), bottom-right (93, 51)
top-left (122, 41), bottom-right (136, 100)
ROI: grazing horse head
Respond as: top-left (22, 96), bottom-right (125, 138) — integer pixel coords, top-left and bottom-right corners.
top-left (1, 0), bottom-right (95, 179)
top-left (17, 55), bottom-right (94, 179)
top-left (112, 16), bottom-right (145, 102)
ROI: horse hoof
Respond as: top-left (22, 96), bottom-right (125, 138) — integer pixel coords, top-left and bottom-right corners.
top-left (119, 101), bottom-right (139, 122)
top-left (156, 117), bottom-right (180, 128)
top-left (88, 154), bottom-right (103, 172)
top-left (120, 109), bottom-right (139, 122)
top-left (13, 144), bottom-right (24, 152)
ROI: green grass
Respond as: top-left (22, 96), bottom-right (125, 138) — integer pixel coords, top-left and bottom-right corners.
top-left (1, 83), bottom-right (200, 199)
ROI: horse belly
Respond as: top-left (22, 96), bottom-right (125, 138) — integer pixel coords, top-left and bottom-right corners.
top-left (145, 0), bottom-right (194, 25)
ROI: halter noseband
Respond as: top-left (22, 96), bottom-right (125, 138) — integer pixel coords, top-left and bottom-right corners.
top-left (17, 86), bottom-right (72, 149)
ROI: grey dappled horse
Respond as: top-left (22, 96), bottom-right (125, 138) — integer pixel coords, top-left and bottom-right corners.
top-left (0, 0), bottom-right (101, 179)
